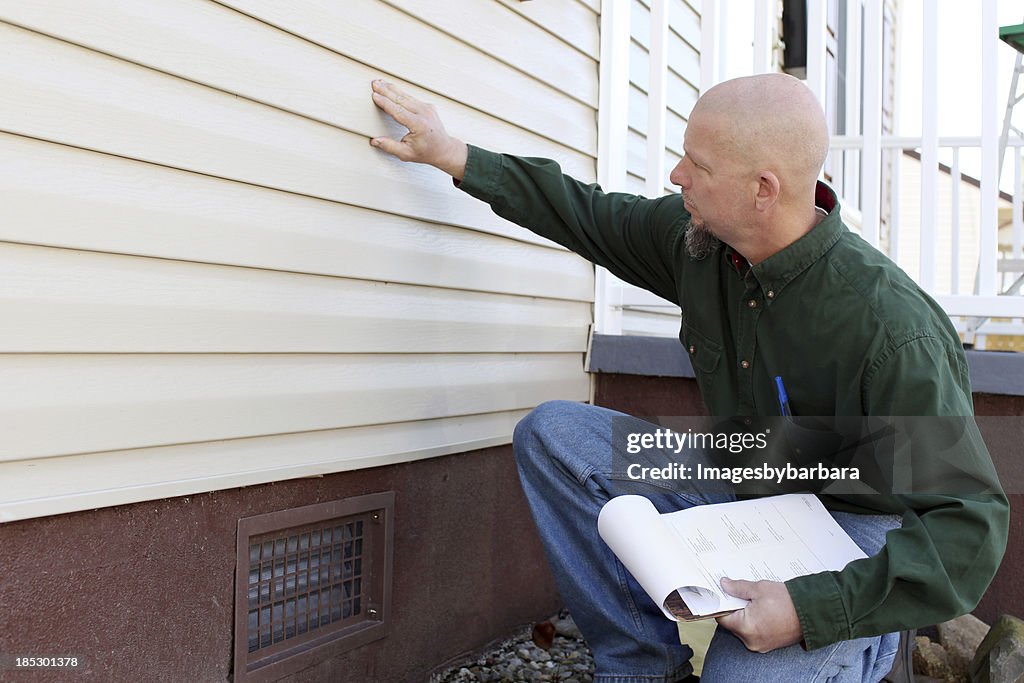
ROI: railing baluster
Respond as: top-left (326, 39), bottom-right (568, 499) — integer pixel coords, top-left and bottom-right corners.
top-left (979, 0), bottom-right (999, 297)
top-left (890, 148), bottom-right (902, 265)
top-left (951, 148), bottom-right (962, 295)
top-left (1014, 146), bottom-right (1023, 271)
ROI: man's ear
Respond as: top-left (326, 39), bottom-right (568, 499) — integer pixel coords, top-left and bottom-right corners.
top-left (754, 171), bottom-right (780, 211)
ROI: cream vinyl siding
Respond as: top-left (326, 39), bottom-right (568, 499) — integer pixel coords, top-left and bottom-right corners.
top-left (615, 0), bottom-right (700, 337)
top-left (0, 0), bottom-right (599, 521)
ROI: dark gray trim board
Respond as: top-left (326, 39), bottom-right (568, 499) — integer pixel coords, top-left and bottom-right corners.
top-left (965, 349), bottom-right (1024, 396)
top-left (589, 334), bottom-right (1024, 397)
top-left (588, 334), bottom-right (695, 378)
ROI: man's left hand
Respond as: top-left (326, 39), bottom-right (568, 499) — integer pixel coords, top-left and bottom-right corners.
top-left (715, 578), bottom-right (803, 653)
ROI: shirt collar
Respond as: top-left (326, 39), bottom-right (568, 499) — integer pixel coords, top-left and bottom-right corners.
top-left (723, 181), bottom-right (846, 298)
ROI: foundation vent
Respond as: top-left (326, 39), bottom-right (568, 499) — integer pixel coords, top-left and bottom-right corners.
top-left (233, 492), bottom-right (394, 682)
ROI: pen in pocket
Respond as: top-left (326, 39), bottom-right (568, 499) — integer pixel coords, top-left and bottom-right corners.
top-left (774, 375), bottom-right (792, 417)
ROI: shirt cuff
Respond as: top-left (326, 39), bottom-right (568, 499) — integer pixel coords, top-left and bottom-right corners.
top-left (452, 144), bottom-right (503, 200)
top-left (786, 571), bottom-right (851, 650)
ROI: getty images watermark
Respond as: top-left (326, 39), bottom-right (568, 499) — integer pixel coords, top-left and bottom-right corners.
top-left (611, 415), bottom-right (1007, 497)
top-left (624, 423), bottom-right (860, 486)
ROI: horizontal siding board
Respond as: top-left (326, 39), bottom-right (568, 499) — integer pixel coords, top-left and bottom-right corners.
top-left (493, 0), bottom-right (599, 59)
top-left (0, 23), bottom-right (567, 248)
top-left (0, 410), bottom-right (535, 522)
top-left (668, 33), bottom-right (701, 88)
top-left (622, 308), bottom-right (683, 337)
top-left (0, 135), bottom-right (594, 301)
top-left (0, 0), bottom-right (594, 180)
top-left (629, 84), bottom-right (649, 136)
top-left (629, 39), bottom-right (651, 93)
top-left (216, 0), bottom-right (596, 155)
top-left (0, 243), bottom-right (592, 353)
top-left (665, 148), bottom-right (682, 192)
top-left (666, 69), bottom-right (699, 120)
top-left (0, 353), bottom-right (589, 461)
top-left (625, 172), bottom-right (648, 197)
top-left (381, 0), bottom-right (598, 107)
top-left (667, 109), bottom-right (686, 155)
top-left (631, 0), bottom-right (651, 48)
top-left (627, 128), bottom-right (648, 182)
top-left (669, 0), bottom-right (701, 49)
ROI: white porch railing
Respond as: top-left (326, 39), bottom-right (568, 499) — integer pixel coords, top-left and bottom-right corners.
top-left (597, 0), bottom-right (1024, 342)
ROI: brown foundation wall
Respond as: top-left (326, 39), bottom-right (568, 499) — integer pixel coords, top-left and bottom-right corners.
top-left (0, 446), bottom-right (559, 682)
top-left (594, 372), bottom-right (1024, 628)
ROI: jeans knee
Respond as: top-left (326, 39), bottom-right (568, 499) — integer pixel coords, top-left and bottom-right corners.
top-left (515, 398), bottom-right (578, 439)
top-left (513, 401), bottom-right (583, 462)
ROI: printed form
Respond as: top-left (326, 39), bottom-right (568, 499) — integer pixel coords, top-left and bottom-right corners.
top-left (598, 493), bottom-right (867, 620)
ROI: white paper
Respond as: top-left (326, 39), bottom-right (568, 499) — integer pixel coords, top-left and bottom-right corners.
top-left (598, 493), bottom-right (868, 620)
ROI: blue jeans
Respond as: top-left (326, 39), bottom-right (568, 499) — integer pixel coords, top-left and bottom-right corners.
top-left (513, 401), bottom-right (901, 683)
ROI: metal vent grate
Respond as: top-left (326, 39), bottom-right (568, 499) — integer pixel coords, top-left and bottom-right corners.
top-left (234, 492), bottom-right (394, 682)
top-left (248, 517), bottom-right (368, 652)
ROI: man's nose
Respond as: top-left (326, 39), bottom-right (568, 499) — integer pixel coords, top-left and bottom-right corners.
top-left (669, 160), bottom-right (688, 189)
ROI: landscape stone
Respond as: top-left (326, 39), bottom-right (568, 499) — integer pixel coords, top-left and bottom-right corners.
top-left (971, 615), bottom-right (1024, 683)
top-left (939, 613), bottom-right (991, 677)
top-left (914, 634), bottom-right (964, 682)
top-left (553, 614), bottom-right (583, 640)
top-left (433, 611), bottom-right (596, 682)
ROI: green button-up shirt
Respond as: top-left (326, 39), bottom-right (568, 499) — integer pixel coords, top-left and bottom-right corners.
top-left (457, 145), bottom-right (1008, 650)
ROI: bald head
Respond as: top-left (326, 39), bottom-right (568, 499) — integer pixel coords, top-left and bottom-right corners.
top-left (691, 74), bottom-right (828, 198)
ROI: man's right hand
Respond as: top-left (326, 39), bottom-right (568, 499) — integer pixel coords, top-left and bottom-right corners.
top-left (369, 80), bottom-right (469, 180)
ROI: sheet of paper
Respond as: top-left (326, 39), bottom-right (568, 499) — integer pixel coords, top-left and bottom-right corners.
top-left (598, 495), bottom-right (714, 620)
top-left (659, 494), bottom-right (867, 615)
top-left (598, 493), bottom-right (868, 619)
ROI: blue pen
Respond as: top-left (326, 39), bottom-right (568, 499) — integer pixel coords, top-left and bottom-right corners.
top-left (774, 376), bottom-right (792, 417)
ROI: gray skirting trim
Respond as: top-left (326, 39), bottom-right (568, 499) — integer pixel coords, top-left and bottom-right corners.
top-left (589, 334), bottom-right (1024, 397)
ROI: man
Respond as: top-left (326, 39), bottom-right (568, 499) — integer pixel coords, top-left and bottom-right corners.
top-left (370, 74), bottom-right (1007, 682)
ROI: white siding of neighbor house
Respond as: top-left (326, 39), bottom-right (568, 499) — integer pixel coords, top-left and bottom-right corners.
top-left (0, 0), bottom-right (599, 521)
top-left (895, 152), bottom-right (1012, 298)
top-left (614, 0), bottom-right (700, 337)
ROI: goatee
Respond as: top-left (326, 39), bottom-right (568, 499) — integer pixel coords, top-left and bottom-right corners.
top-left (684, 219), bottom-right (721, 260)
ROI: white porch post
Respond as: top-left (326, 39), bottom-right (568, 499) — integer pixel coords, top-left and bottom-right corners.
top-left (919, 4), bottom-right (938, 291)
top-left (804, 0), bottom-right (827, 106)
top-left (861, 0), bottom-right (883, 247)
top-left (979, 0), bottom-right (999, 297)
top-left (842, 0), bottom-right (862, 205)
top-left (594, 0), bottom-right (631, 335)
top-left (752, 0), bottom-right (773, 74)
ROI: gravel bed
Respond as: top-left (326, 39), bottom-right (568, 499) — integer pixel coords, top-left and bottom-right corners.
top-left (431, 612), bottom-right (595, 683)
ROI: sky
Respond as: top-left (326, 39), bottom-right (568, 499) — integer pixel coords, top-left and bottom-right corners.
top-left (895, 1), bottom-right (1020, 138)
top-left (720, 1), bottom-right (1023, 190)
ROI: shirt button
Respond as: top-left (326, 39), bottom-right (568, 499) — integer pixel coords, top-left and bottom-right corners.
top-left (766, 290), bottom-right (775, 299)
top-left (747, 299), bottom-right (757, 308)
top-left (740, 360), bottom-right (750, 369)
top-left (689, 345), bottom-right (696, 354)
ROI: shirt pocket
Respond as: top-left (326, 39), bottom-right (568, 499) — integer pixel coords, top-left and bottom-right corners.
top-left (679, 321), bottom-right (723, 397)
